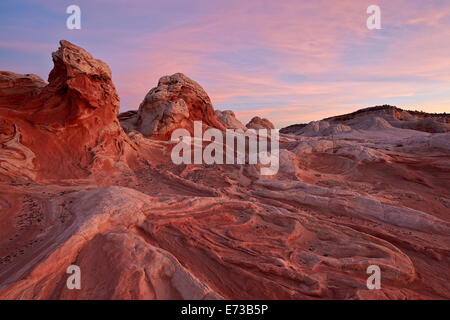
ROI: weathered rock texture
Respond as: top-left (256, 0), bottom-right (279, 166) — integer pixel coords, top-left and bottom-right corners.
top-left (1, 42), bottom-right (450, 300)
top-left (129, 73), bottom-right (225, 138)
top-left (0, 40), bottom-right (133, 182)
top-left (279, 123), bottom-right (307, 134)
top-left (0, 71), bottom-right (46, 109)
top-left (246, 116), bottom-right (275, 130)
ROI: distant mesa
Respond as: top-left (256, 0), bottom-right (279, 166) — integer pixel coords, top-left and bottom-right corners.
top-left (324, 105), bottom-right (449, 123)
top-left (281, 105), bottom-right (450, 135)
top-left (0, 71), bottom-right (46, 109)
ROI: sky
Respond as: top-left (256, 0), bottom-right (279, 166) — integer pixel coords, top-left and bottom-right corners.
top-left (1, 0), bottom-right (450, 128)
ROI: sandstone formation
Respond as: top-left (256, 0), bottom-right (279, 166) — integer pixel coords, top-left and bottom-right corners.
top-left (279, 123), bottom-right (307, 134)
top-left (401, 118), bottom-right (449, 133)
top-left (118, 110), bottom-right (139, 133)
top-left (281, 106), bottom-right (449, 136)
top-left (293, 121), bottom-right (352, 137)
top-left (123, 73), bottom-right (226, 138)
top-left (246, 116), bottom-right (275, 130)
top-left (326, 105), bottom-right (449, 133)
top-left (0, 71), bottom-right (46, 109)
top-left (214, 109), bottom-right (246, 130)
top-left (1, 42), bottom-right (450, 300)
top-left (0, 40), bottom-right (133, 182)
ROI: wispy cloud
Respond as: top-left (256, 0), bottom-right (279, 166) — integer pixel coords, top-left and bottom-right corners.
top-left (1, 0), bottom-right (449, 127)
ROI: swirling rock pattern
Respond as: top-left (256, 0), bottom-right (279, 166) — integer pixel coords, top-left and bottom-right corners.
top-left (0, 41), bottom-right (449, 300)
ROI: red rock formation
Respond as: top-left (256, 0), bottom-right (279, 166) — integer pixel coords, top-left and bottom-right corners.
top-left (0, 71), bottom-right (46, 109)
top-left (0, 40), bottom-right (132, 181)
top-left (133, 73), bottom-right (226, 138)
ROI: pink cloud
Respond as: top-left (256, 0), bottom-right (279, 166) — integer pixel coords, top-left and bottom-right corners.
top-left (13, 0), bottom-right (444, 127)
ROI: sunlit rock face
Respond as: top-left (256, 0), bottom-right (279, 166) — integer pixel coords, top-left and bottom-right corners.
top-left (0, 40), bottom-right (133, 181)
top-left (132, 72), bottom-right (225, 138)
top-left (1, 42), bottom-right (450, 300)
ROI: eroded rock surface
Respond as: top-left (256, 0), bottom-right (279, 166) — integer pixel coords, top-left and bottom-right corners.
top-left (0, 40), bottom-right (133, 182)
top-left (0, 71), bottom-right (46, 109)
top-left (1, 42), bottom-right (450, 300)
top-left (130, 73), bottom-right (225, 138)
top-left (215, 110), bottom-right (246, 130)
